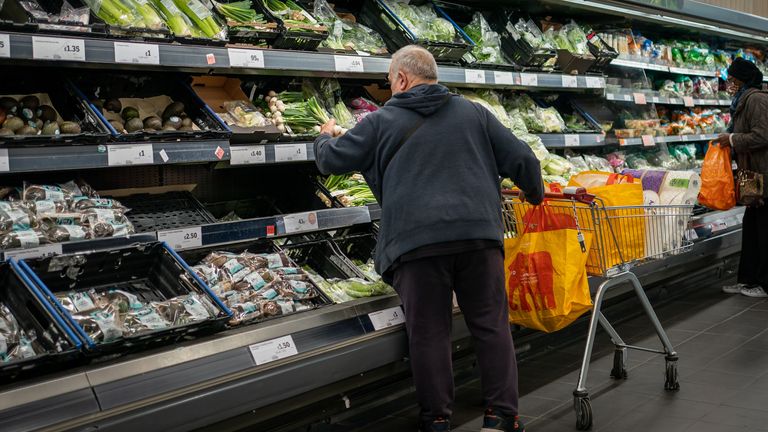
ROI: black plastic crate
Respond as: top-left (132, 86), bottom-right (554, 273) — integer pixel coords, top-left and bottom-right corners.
top-left (258, 0), bottom-right (328, 50)
top-left (19, 242), bottom-right (232, 354)
top-left (0, 74), bottom-right (110, 147)
top-left (204, 197), bottom-right (281, 221)
top-left (218, 0), bottom-right (281, 45)
top-left (117, 191), bottom-right (217, 233)
top-left (69, 73), bottom-right (230, 142)
top-left (359, 0), bottom-right (472, 64)
top-left (0, 260), bottom-right (82, 380)
top-left (586, 30), bottom-right (618, 73)
top-left (179, 239), bottom-right (333, 325)
top-left (0, 0), bottom-right (107, 35)
top-left (279, 237), bottom-right (362, 280)
top-left (485, 10), bottom-right (556, 69)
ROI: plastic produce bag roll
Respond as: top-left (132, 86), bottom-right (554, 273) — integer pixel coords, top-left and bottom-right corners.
top-left (658, 171), bottom-right (701, 206)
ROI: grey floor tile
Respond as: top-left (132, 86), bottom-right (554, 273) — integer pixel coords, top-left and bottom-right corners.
top-left (684, 420), bottom-right (752, 432)
top-left (705, 349), bottom-right (768, 375)
top-left (700, 405), bottom-right (768, 430)
top-left (719, 387), bottom-right (768, 413)
top-left (520, 395), bottom-right (564, 418)
top-left (682, 368), bottom-right (757, 390)
top-left (600, 408), bottom-right (697, 431)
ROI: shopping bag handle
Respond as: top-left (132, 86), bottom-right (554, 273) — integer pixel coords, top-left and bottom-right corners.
top-left (502, 186), bottom-right (595, 204)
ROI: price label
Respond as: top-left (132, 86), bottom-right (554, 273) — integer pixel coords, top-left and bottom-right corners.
top-left (520, 73), bottom-right (538, 86)
top-left (564, 134), bottom-right (580, 147)
top-left (618, 138), bottom-right (627, 146)
top-left (230, 145), bottom-right (266, 165)
top-left (5, 244), bottom-right (62, 261)
top-left (107, 143), bottom-right (153, 166)
top-left (283, 211), bottom-right (319, 234)
top-left (681, 135), bottom-right (691, 142)
top-left (228, 48), bottom-right (265, 68)
top-left (157, 226), bottom-right (202, 250)
top-left (641, 135), bottom-right (655, 147)
top-left (368, 306), bottom-right (406, 330)
top-left (0, 34), bottom-right (9, 58)
top-left (114, 42), bottom-right (159, 65)
top-left (651, 96), bottom-right (661, 103)
top-left (334, 55), bottom-right (364, 73)
top-left (32, 36), bottom-right (85, 61)
top-left (585, 76), bottom-right (604, 88)
top-left (633, 93), bottom-right (647, 105)
top-left (493, 71), bottom-right (514, 85)
top-left (683, 96), bottom-right (694, 107)
top-left (561, 75), bottom-right (578, 88)
top-left (0, 148), bottom-right (9, 172)
top-left (464, 69), bottom-right (486, 84)
top-left (249, 335), bottom-right (298, 366)
top-left (274, 144), bottom-right (307, 162)
top-left (623, 94), bottom-right (632, 101)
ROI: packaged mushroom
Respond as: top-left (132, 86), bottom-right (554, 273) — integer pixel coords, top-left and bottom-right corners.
top-left (0, 303), bottom-right (40, 363)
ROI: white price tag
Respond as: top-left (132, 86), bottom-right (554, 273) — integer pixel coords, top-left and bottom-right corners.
top-left (493, 71), bottom-right (514, 85)
top-left (157, 227), bottom-right (202, 250)
top-left (0, 148), bottom-right (9, 172)
top-left (564, 135), bottom-right (579, 147)
top-left (681, 135), bottom-right (691, 142)
top-left (520, 73), bottom-right (538, 86)
top-left (114, 42), bottom-right (159, 65)
top-left (641, 135), bottom-right (655, 147)
top-left (228, 48), bottom-right (265, 68)
top-left (249, 335), bottom-right (298, 366)
top-left (107, 144), bottom-right (153, 166)
top-left (683, 96), bottom-right (694, 107)
top-left (334, 55), bottom-right (364, 73)
top-left (0, 34), bottom-right (9, 58)
top-left (368, 306), bottom-right (406, 330)
top-left (32, 36), bottom-right (85, 61)
top-left (585, 76), bottom-right (604, 88)
top-left (5, 244), bottom-right (62, 261)
top-left (159, 149), bottom-right (169, 162)
top-left (651, 96), bottom-right (661, 103)
top-left (623, 94), bottom-right (632, 101)
top-left (230, 145), bottom-right (266, 165)
top-left (464, 69), bottom-right (486, 84)
top-left (633, 93), bottom-right (647, 105)
top-left (283, 211), bottom-right (319, 234)
top-left (561, 75), bottom-right (578, 88)
top-left (274, 144), bottom-right (307, 162)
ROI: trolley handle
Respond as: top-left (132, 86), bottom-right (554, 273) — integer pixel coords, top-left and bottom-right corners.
top-left (502, 186), bottom-right (596, 204)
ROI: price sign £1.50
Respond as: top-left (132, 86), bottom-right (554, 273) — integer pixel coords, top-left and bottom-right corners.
top-left (249, 335), bottom-right (298, 366)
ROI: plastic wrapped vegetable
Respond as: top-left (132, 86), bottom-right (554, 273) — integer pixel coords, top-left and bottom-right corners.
top-left (544, 153), bottom-right (574, 177)
top-left (331, 101), bottom-right (356, 130)
top-left (151, 0), bottom-right (200, 37)
top-left (172, 0), bottom-right (227, 39)
top-left (540, 107), bottom-right (566, 133)
top-left (264, 0), bottom-right (325, 33)
top-left (515, 19), bottom-right (552, 50)
top-left (222, 100), bottom-right (268, 128)
top-left (463, 12), bottom-right (508, 65)
top-left (564, 20), bottom-right (589, 55)
top-left (568, 155), bottom-right (590, 173)
top-left (460, 90), bottom-right (514, 131)
top-left (517, 133), bottom-right (550, 162)
top-left (313, 0), bottom-right (386, 54)
top-left (383, 1), bottom-right (456, 43)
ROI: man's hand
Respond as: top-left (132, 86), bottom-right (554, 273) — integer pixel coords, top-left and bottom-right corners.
top-left (714, 133), bottom-right (731, 148)
top-left (320, 119), bottom-right (337, 137)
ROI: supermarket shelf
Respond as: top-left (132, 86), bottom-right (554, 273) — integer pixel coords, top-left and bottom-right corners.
top-left (610, 57), bottom-right (671, 72)
top-left (0, 224), bottom-right (742, 432)
top-left (0, 32), bottom-right (607, 90)
top-left (606, 90), bottom-right (730, 106)
top-left (229, 142), bottom-right (314, 166)
top-left (537, 133), bottom-right (606, 148)
top-left (607, 133), bottom-right (719, 146)
top-left (668, 66), bottom-right (719, 77)
top-left (4, 140), bottom-right (230, 173)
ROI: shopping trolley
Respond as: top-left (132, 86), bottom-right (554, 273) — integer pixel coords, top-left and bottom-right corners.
top-left (503, 187), bottom-right (693, 430)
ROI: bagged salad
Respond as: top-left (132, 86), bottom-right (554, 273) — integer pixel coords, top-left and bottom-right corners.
top-left (382, 0), bottom-right (458, 43)
top-left (463, 12), bottom-right (508, 65)
top-left (313, 0), bottom-right (387, 55)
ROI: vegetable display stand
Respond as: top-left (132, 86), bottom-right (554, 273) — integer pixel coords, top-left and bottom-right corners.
top-left (0, 0), bottom-right (107, 36)
top-left (359, 0), bottom-right (472, 64)
top-left (436, 4), bottom-right (517, 71)
top-left (223, 0), bottom-right (283, 46)
top-left (204, 196), bottom-right (282, 221)
top-left (190, 76), bottom-right (282, 144)
top-left (0, 260), bottom-right (82, 381)
top-left (179, 239), bottom-right (333, 326)
top-left (502, 189), bottom-right (687, 430)
top-left (485, 10), bottom-right (556, 69)
top-left (19, 242), bottom-right (232, 355)
top-left (260, 0), bottom-right (329, 50)
top-left (0, 73), bottom-right (110, 147)
top-left (586, 31), bottom-right (618, 73)
top-left (117, 191), bottom-right (218, 233)
top-left (70, 73), bottom-right (230, 142)
top-left (279, 237), bottom-right (363, 280)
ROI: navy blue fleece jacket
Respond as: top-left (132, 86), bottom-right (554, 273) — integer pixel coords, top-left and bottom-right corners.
top-left (314, 84), bottom-right (544, 276)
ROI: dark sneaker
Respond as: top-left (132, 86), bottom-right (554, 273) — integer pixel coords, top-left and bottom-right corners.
top-left (481, 409), bottom-right (525, 432)
top-left (419, 417), bottom-right (450, 431)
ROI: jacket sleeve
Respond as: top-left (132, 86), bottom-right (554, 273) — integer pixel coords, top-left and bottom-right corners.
top-left (313, 116), bottom-right (377, 175)
top-left (732, 93), bottom-right (768, 154)
top-left (482, 107), bottom-right (545, 204)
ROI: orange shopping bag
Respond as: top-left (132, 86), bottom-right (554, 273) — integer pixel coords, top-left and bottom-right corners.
top-left (505, 203), bottom-right (593, 333)
top-left (698, 143), bottom-right (736, 210)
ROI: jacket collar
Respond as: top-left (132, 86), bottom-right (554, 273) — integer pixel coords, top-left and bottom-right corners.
top-left (735, 88), bottom-right (762, 116)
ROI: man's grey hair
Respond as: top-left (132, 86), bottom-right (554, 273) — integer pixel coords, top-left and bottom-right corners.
top-left (390, 45), bottom-right (438, 81)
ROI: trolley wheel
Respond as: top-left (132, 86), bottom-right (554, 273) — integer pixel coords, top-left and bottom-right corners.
top-left (610, 349), bottom-right (628, 380)
top-left (665, 359), bottom-right (680, 391)
top-left (574, 395), bottom-right (593, 430)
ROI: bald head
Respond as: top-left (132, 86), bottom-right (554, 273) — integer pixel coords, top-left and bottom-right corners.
top-left (388, 45), bottom-right (438, 95)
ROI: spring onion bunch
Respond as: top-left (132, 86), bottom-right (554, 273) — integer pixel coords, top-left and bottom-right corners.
top-left (213, 0), bottom-right (262, 23)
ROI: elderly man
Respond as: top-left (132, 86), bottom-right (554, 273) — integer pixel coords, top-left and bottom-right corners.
top-left (314, 45), bottom-right (543, 432)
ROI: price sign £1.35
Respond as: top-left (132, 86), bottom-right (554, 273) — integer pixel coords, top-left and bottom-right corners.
top-left (32, 36), bottom-right (85, 61)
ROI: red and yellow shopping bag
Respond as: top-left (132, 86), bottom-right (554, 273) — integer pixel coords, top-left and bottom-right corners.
top-left (505, 203), bottom-right (593, 333)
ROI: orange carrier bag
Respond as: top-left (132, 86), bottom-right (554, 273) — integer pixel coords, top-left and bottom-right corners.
top-left (698, 143), bottom-right (736, 210)
top-left (505, 203), bottom-right (593, 333)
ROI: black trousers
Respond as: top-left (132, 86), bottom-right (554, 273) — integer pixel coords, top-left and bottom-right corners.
top-left (392, 247), bottom-right (519, 421)
top-left (738, 205), bottom-right (768, 287)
